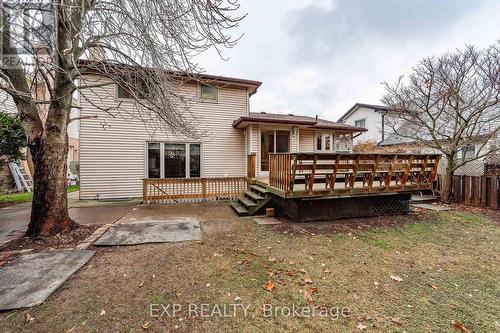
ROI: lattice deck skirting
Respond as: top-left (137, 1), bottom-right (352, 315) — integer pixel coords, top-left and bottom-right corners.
top-left (271, 193), bottom-right (412, 222)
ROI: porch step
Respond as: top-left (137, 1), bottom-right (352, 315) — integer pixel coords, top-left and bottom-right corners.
top-left (411, 194), bottom-right (439, 204)
top-left (238, 196), bottom-right (257, 208)
top-left (244, 190), bottom-right (265, 201)
top-left (250, 184), bottom-right (269, 195)
top-left (230, 202), bottom-right (249, 215)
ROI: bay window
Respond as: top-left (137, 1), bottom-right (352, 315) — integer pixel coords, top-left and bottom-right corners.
top-left (147, 142), bottom-right (201, 178)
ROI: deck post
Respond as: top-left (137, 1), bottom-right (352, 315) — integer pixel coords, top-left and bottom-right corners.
top-left (142, 179), bottom-right (147, 204)
top-left (290, 154), bottom-right (297, 192)
top-left (201, 178), bottom-right (207, 201)
top-left (309, 154), bottom-right (318, 192)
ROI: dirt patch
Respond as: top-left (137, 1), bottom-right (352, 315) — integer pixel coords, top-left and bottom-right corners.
top-left (0, 201), bottom-right (17, 208)
top-left (1, 225), bottom-right (98, 255)
top-left (452, 204), bottom-right (500, 224)
top-left (273, 210), bottom-right (437, 236)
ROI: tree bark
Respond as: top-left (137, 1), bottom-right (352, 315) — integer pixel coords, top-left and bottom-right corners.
top-left (25, 107), bottom-right (79, 237)
top-left (441, 156), bottom-right (455, 204)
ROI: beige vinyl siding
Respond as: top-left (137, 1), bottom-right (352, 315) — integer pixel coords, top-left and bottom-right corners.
top-left (299, 129), bottom-right (314, 152)
top-left (79, 75), bottom-right (248, 199)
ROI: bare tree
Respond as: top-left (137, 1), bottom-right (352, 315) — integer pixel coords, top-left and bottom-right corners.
top-left (0, 0), bottom-right (244, 237)
top-left (382, 45), bottom-right (500, 203)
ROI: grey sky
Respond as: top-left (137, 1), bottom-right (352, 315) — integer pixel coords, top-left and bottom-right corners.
top-left (197, 0), bottom-right (500, 120)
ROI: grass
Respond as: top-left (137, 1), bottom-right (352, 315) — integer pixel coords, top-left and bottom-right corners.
top-left (0, 185), bottom-right (80, 203)
top-left (0, 210), bottom-right (498, 333)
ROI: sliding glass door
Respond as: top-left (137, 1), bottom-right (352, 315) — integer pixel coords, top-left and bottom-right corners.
top-left (260, 130), bottom-right (290, 172)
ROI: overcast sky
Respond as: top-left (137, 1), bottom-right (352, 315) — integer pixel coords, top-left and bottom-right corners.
top-left (197, 0), bottom-right (500, 121)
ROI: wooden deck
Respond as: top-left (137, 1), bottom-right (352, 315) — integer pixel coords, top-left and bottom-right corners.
top-left (261, 152), bottom-right (441, 199)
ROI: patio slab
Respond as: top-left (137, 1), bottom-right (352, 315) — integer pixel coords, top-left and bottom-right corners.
top-left (0, 249), bottom-right (95, 310)
top-left (253, 216), bottom-right (283, 225)
top-left (94, 220), bottom-right (202, 246)
top-left (411, 203), bottom-right (454, 211)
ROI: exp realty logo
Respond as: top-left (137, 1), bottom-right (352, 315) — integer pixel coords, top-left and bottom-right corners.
top-left (150, 303), bottom-right (351, 320)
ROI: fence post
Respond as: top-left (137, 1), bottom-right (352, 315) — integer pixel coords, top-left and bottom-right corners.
top-left (491, 175), bottom-right (498, 209)
top-left (142, 179), bottom-right (147, 204)
top-left (201, 178), bottom-right (207, 201)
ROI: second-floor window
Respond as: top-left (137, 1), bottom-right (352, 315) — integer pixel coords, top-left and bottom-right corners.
top-left (117, 80), bottom-right (149, 99)
top-left (200, 83), bottom-right (218, 102)
top-left (460, 145), bottom-right (476, 159)
top-left (355, 119), bottom-right (366, 128)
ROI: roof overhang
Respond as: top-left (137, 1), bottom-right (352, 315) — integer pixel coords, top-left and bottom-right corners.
top-left (233, 116), bottom-right (367, 133)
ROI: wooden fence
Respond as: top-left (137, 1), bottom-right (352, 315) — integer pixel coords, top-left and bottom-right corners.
top-left (438, 174), bottom-right (499, 209)
top-left (143, 177), bottom-right (247, 204)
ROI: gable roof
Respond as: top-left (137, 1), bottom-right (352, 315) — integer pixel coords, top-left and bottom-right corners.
top-left (233, 112), bottom-right (367, 132)
top-left (337, 103), bottom-right (392, 123)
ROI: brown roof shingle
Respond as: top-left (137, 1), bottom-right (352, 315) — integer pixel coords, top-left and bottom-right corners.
top-left (233, 112), bottom-right (367, 132)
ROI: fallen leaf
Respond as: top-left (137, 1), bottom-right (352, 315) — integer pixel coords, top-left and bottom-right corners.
top-left (263, 280), bottom-right (275, 291)
top-left (298, 268), bottom-right (306, 274)
top-left (356, 323), bottom-right (367, 331)
top-left (277, 278), bottom-right (286, 285)
top-left (452, 321), bottom-right (470, 333)
top-left (299, 289), bottom-right (313, 304)
top-left (64, 326), bottom-right (77, 333)
top-left (374, 281), bottom-right (379, 286)
top-left (303, 277), bottom-right (313, 284)
top-left (323, 269), bottom-right (331, 274)
top-left (391, 317), bottom-right (403, 325)
top-left (206, 283), bottom-right (211, 287)
top-left (139, 281), bottom-right (145, 287)
top-left (24, 313), bottom-right (34, 323)
top-left (100, 309), bottom-right (106, 316)
top-left (142, 321), bottom-right (152, 329)
top-left (428, 283), bottom-right (438, 289)
top-left (267, 268), bottom-right (274, 277)
top-left (309, 287), bottom-right (318, 294)
top-left (267, 257), bottom-right (277, 263)
top-left (213, 253), bottom-right (223, 257)
top-left (390, 275), bottom-right (403, 282)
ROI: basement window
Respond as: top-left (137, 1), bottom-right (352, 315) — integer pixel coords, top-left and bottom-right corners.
top-left (147, 142), bottom-right (201, 178)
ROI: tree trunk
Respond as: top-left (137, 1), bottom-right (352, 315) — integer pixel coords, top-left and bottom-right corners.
top-left (25, 115), bottom-right (79, 237)
top-left (441, 156), bottom-right (455, 204)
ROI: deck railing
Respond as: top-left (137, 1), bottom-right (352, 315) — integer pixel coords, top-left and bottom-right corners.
top-left (143, 177), bottom-right (247, 204)
top-left (268, 153), bottom-right (441, 196)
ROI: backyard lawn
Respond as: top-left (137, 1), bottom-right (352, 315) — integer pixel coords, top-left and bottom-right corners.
top-left (1, 210), bottom-right (498, 332)
top-left (0, 185), bottom-right (79, 205)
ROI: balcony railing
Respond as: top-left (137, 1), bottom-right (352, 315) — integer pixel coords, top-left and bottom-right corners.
top-left (268, 153), bottom-right (441, 196)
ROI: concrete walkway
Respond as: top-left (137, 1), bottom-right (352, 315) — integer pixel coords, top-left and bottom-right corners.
top-left (0, 199), bottom-right (137, 246)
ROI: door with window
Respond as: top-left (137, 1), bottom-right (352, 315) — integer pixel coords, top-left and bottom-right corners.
top-left (260, 130), bottom-right (290, 174)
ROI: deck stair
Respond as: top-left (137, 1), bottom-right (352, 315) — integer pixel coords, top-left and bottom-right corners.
top-left (411, 192), bottom-right (439, 204)
top-left (230, 184), bottom-right (272, 216)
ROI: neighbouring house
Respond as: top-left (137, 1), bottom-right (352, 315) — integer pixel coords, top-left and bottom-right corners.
top-left (379, 124), bottom-right (499, 177)
top-left (78, 69), bottom-right (367, 200)
top-left (337, 103), bottom-right (393, 144)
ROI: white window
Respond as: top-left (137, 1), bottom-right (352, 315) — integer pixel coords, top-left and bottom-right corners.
top-left (460, 145), bottom-right (476, 159)
top-left (315, 131), bottom-right (334, 152)
top-left (200, 84), bottom-right (218, 102)
top-left (147, 142), bottom-right (201, 178)
top-left (354, 119), bottom-right (366, 128)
